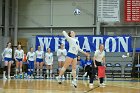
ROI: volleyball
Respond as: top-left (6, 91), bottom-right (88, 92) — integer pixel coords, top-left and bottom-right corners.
top-left (74, 8), bottom-right (80, 15)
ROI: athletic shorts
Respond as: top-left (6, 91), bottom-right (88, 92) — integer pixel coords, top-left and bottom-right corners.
top-left (16, 58), bottom-right (22, 62)
top-left (45, 62), bottom-right (53, 65)
top-left (28, 60), bottom-right (34, 69)
top-left (67, 52), bottom-right (77, 59)
top-left (36, 58), bottom-right (43, 63)
top-left (4, 57), bottom-right (12, 62)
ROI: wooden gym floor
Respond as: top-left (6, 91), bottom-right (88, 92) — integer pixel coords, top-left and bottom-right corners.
top-left (0, 79), bottom-right (139, 93)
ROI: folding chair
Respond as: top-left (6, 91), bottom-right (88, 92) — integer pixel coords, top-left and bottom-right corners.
top-left (124, 63), bottom-right (132, 78)
top-left (113, 63), bottom-right (122, 79)
top-left (106, 63), bottom-right (113, 78)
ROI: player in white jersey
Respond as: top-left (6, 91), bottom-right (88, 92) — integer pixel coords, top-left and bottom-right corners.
top-left (26, 47), bottom-right (36, 79)
top-left (57, 43), bottom-right (67, 78)
top-left (1, 42), bottom-right (13, 79)
top-left (93, 44), bottom-right (106, 87)
top-left (45, 48), bottom-right (53, 78)
top-left (56, 31), bottom-right (89, 88)
top-left (35, 46), bottom-right (44, 78)
top-left (14, 44), bottom-right (24, 79)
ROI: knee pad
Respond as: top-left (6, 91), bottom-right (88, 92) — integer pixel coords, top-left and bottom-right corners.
top-left (61, 67), bottom-right (66, 72)
top-left (4, 66), bottom-right (8, 71)
top-left (72, 69), bottom-right (76, 74)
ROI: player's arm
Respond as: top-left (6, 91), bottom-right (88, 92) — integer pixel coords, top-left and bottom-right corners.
top-left (93, 51), bottom-right (97, 68)
top-left (63, 49), bottom-right (67, 56)
top-left (22, 50), bottom-right (24, 61)
top-left (78, 45), bottom-right (89, 56)
top-left (45, 53), bottom-right (47, 62)
top-left (1, 49), bottom-right (5, 59)
top-left (62, 31), bottom-right (71, 41)
top-left (34, 53), bottom-right (36, 62)
top-left (52, 53), bottom-right (54, 64)
top-left (26, 52), bottom-right (29, 61)
top-left (42, 51), bottom-right (44, 61)
top-left (14, 50), bottom-right (17, 61)
top-left (57, 50), bottom-right (61, 57)
top-left (102, 52), bottom-right (105, 66)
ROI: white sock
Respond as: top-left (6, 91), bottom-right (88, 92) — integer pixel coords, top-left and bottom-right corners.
top-left (37, 69), bottom-right (39, 76)
top-left (3, 71), bottom-right (6, 77)
top-left (20, 68), bottom-right (22, 74)
top-left (40, 69), bottom-right (42, 76)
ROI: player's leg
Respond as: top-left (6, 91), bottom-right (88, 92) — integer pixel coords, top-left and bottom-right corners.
top-left (27, 61), bottom-right (31, 78)
top-left (3, 60), bottom-right (8, 79)
top-left (89, 68), bottom-right (96, 88)
top-left (46, 65), bottom-right (49, 79)
top-left (59, 57), bottom-right (73, 76)
top-left (30, 61), bottom-right (34, 78)
top-left (50, 65), bottom-right (53, 78)
top-left (40, 61), bottom-right (44, 78)
top-left (15, 59), bottom-right (19, 78)
top-left (36, 62), bottom-right (40, 78)
top-left (19, 60), bottom-right (23, 78)
top-left (7, 61), bottom-right (12, 79)
top-left (61, 61), bottom-right (65, 78)
top-left (71, 58), bottom-right (77, 88)
top-left (56, 57), bottom-right (73, 83)
top-left (58, 61), bottom-right (62, 74)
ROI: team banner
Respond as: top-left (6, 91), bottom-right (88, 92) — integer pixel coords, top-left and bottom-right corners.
top-left (36, 35), bottom-right (131, 52)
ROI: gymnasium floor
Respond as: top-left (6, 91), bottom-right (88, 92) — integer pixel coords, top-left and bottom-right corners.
top-left (0, 79), bottom-right (139, 93)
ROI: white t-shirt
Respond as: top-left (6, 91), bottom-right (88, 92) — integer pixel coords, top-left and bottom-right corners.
top-left (14, 49), bottom-right (24, 59)
top-left (27, 52), bottom-right (36, 61)
top-left (62, 31), bottom-right (83, 55)
top-left (94, 50), bottom-right (105, 62)
top-left (57, 48), bottom-right (67, 61)
top-left (2, 48), bottom-right (12, 58)
top-left (45, 52), bottom-right (53, 64)
top-left (35, 50), bottom-right (44, 59)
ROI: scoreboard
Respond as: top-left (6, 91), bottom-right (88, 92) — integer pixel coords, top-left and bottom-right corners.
top-left (125, 0), bottom-right (140, 22)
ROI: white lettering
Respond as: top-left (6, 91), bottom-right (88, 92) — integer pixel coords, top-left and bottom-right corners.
top-left (118, 37), bottom-right (129, 52)
top-left (92, 37), bottom-right (103, 50)
top-left (82, 37), bottom-right (91, 52)
top-left (105, 37), bottom-right (116, 52)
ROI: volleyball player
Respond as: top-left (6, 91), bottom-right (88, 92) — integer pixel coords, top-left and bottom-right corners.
top-left (93, 44), bottom-right (106, 87)
top-left (35, 46), bottom-right (44, 78)
top-left (56, 31), bottom-right (89, 88)
top-left (57, 43), bottom-right (67, 79)
top-left (45, 48), bottom-right (53, 79)
top-left (14, 44), bottom-right (24, 79)
top-left (26, 47), bottom-right (36, 79)
top-left (2, 42), bottom-right (13, 79)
